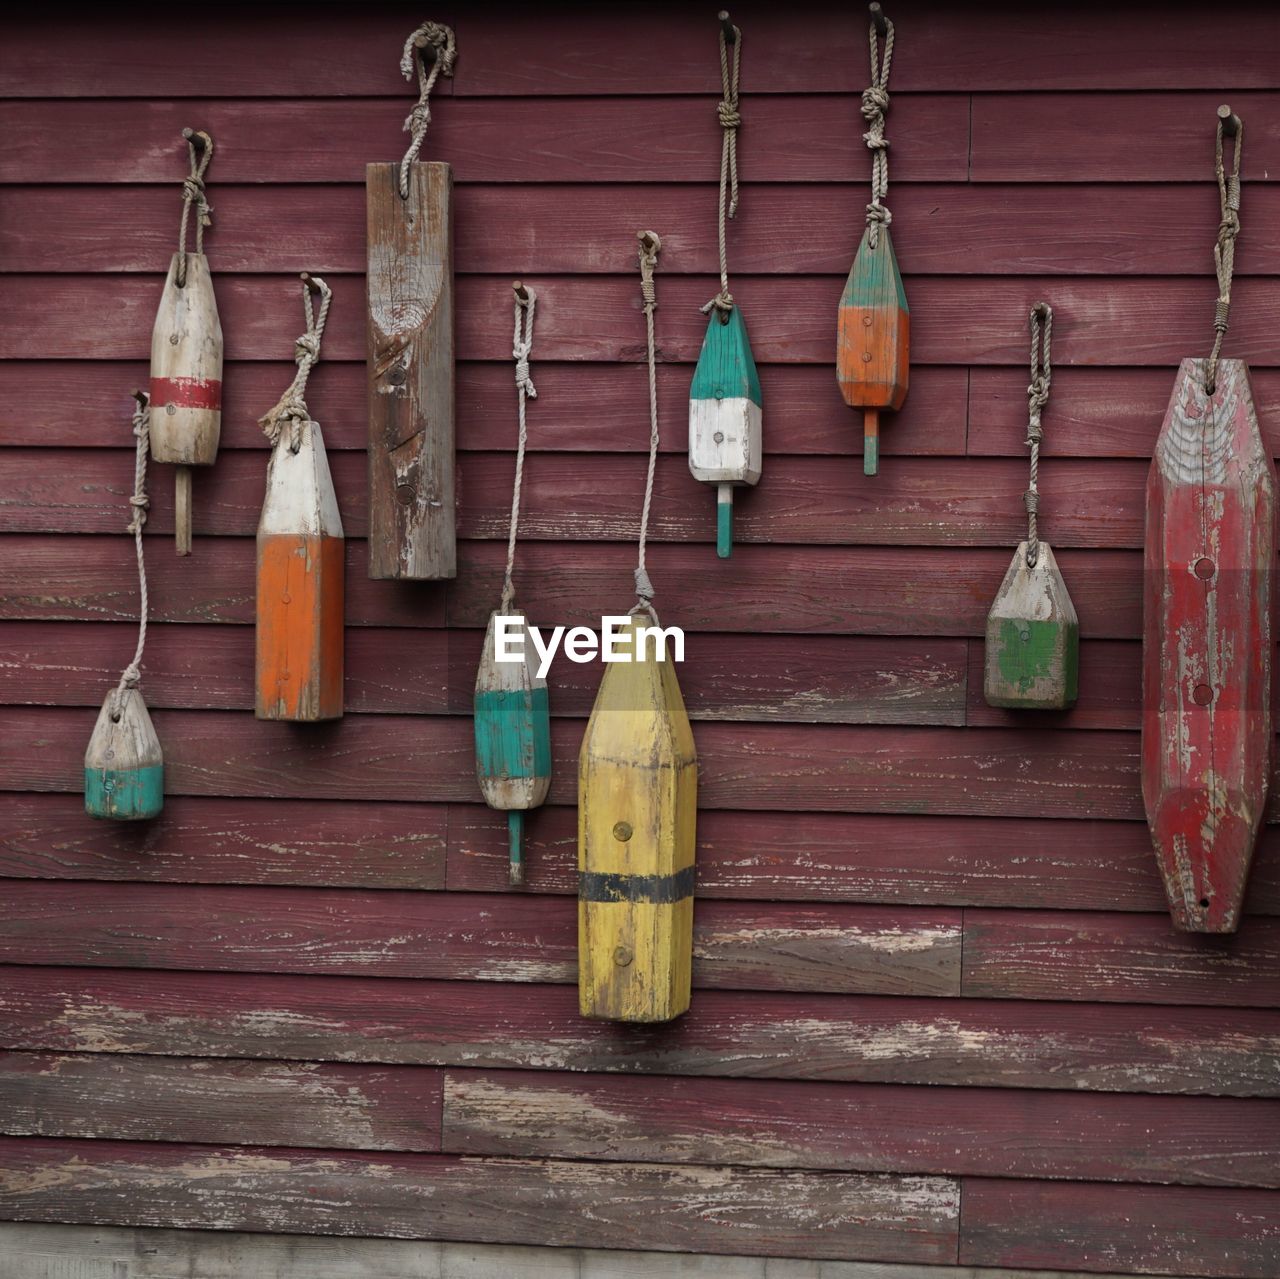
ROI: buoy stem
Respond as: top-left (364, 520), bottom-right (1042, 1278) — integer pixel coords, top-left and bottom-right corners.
top-left (508, 810), bottom-right (525, 887)
top-left (175, 466), bottom-right (192, 555)
top-left (863, 408), bottom-right (880, 477)
top-left (716, 484), bottom-right (733, 558)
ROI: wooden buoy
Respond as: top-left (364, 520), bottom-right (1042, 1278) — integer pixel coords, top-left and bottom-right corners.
top-left (475, 610), bottom-right (552, 887)
top-left (85, 391), bottom-right (163, 822)
top-left (474, 283), bottom-right (551, 886)
top-left (149, 128), bottom-right (221, 556)
top-left (579, 232), bottom-right (698, 1023)
top-left (984, 303), bottom-right (1079, 710)
top-left (578, 609), bottom-right (697, 1023)
top-left (1143, 109), bottom-right (1274, 934)
top-left (687, 13), bottom-right (761, 558)
top-left (255, 276), bottom-right (345, 723)
top-left (837, 5), bottom-right (907, 477)
top-left (366, 21), bottom-right (456, 580)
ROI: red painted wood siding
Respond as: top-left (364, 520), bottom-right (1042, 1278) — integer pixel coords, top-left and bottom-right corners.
top-left (2, 3), bottom-right (1280, 1274)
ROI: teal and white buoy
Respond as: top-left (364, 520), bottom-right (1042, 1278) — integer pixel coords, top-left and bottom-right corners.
top-left (688, 12), bottom-right (761, 559)
top-left (473, 283), bottom-right (552, 885)
top-left (85, 391), bottom-right (164, 821)
top-left (689, 304), bottom-right (762, 558)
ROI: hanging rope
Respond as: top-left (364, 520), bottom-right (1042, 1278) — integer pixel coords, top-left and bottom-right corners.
top-left (112, 391), bottom-right (153, 718)
top-left (398, 20), bottom-right (457, 198)
top-left (1024, 302), bottom-right (1053, 570)
top-left (175, 129), bottom-right (213, 287)
top-left (701, 17), bottom-right (742, 320)
top-left (500, 283), bottom-right (538, 615)
top-left (259, 274), bottom-right (332, 453)
top-left (634, 231), bottom-right (662, 612)
top-left (1206, 108), bottom-right (1243, 395)
top-left (862, 7), bottom-right (895, 248)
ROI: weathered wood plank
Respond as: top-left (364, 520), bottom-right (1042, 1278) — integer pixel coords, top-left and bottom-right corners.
top-left (0, 884), bottom-right (963, 997)
top-left (1, 707), bottom-right (1148, 820)
top-left (8, 275), bottom-right (1280, 367)
top-left (447, 804), bottom-right (1280, 916)
top-left (0, 1138), bottom-right (960, 1263)
top-left (0, 1221), bottom-right (1208, 1279)
top-left (9, 793), bottom-right (1279, 915)
top-left (0, 1052), bottom-right (440, 1151)
top-left (0, 537), bottom-right (1139, 637)
top-left (960, 1178), bottom-right (1280, 1277)
top-left (13, 184), bottom-right (1280, 277)
top-left (972, 91), bottom-right (1280, 183)
top-left (0, 360), bottom-right (969, 458)
top-left (963, 910), bottom-right (1280, 1007)
top-left (441, 1069), bottom-right (1280, 1188)
top-left (0, 794), bottom-right (446, 890)
top-left (6, 7), bottom-right (1279, 97)
top-left (0, 449), bottom-right (1151, 549)
top-left (4, 967), bottom-right (1277, 1095)
top-left (0, 96), bottom-right (969, 185)
top-left (0, 621), bottom-right (969, 727)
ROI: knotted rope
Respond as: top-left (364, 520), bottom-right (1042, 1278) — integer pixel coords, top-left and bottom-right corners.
top-left (175, 129), bottom-right (213, 287)
top-left (862, 7), bottom-right (895, 248)
top-left (399, 20), bottom-right (457, 198)
top-left (701, 18), bottom-right (742, 320)
top-left (112, 391), bottom-right (153, 718)
top-left (1024, 302), bottom-right (1052, 569)
top-left (634, 231), bottom-right (663, 612)
top-left (1206, 109), bottom-right (1243, 395)
top-left (259, 274), bottom-right (332, 453)
top-left (501, 283), bottom-right (538, 615)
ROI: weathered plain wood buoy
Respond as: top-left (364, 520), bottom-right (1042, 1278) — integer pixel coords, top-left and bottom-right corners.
top-left (837, 4), bottom-right (907, 477)
top-left (1143, 108), bottom-right (1274, 934)
top-left (255, 276), bottom-right (345, 723)
top-left (85, 392), bottom-right (163, 821)
top-left (688, 12), bottom-right (761, 558)
top-left (579, 233), bottom-right (698, 1023)
top-left (149, 128), bottom-right (221, 557)
top-left (985, 303), bottom-right (1079, 710)
top-left (474, 284), bottom-right (552, 886)
top-left (367, 20), bottom-right (456, 580)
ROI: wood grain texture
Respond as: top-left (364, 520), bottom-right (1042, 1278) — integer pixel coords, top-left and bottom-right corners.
top-left (960, 1178), bottom-right (1280, 1277)
top-left (4, 967), bottom-right (1277, 1095)
top-left (0, 1138), bottom-right (960, 1263)
top-left (0, 883), bottom-right (962, 997)
top-left (0, 1052), bottom-right (440, 1151)
top-left (441, 1069), bottom-right (1280, 1187)
top-left (962, 910), bottom-right (1280, 1007)
top-left (6, 184), bottom-right (1280, 277)
top-left (2, 707), bottom-right (1151, 820)
top-left (10, 274), bottom-right (1280, 367)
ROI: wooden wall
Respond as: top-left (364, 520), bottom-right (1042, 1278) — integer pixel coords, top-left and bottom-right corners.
top-left (3, 2), bottom-right (1280, 1275)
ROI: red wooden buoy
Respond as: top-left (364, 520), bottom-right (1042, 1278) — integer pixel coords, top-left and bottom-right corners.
top-left (1143, 108), bottom-right (1273, 933)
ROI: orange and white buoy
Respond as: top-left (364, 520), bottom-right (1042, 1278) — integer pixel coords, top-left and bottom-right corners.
top-left (149, 128), bottom-right (222, 555)
top-left (255, 275), bottom-right (344, 723)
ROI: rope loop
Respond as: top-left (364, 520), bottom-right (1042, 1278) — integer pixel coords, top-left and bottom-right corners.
top-left (112, 390), bottom-right (153, 712)
top-left (500, 283), bottom-right (538, 615)
top-left (259, 274), bottom-right (332, 450)
top-left (175, 129), bottom-right (214, 287)
top-left (1206, 109), bottom-right (1244, 395)
top-left (1024, 302), bottom-right (1053, 569)
top-left (398, 20), bottom-right (457, 198)
top-left (703, 18), bottom-right (742, 316)
top-left (862, 7), bottom-right (895, 246)
top-left (634, 231), bottom-right (663, 610)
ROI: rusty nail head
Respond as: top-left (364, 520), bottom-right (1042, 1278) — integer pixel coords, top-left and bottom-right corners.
top-left (613, 821), bottom-right (633, 842)
top-left (613, 945), bottom-right (634, 967)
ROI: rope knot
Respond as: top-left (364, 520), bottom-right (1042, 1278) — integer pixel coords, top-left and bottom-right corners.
top-left (865, 201), bottom-right (892, 226)
top-left (701, 288), bottom-right (734, 318)
top-left (717, 101), bottom-right (741, 129)
top-left (513, 354), bottom-right (536, 398)
top-left (861, 84), bottom-right (890, 121)
top-left (634, 566), bottom-right (654, 606)
top-left (126, 493), bottom-right (150, 536)
top-left (1024, 489), bottom-right (1040, 515)
top-left (295, 332), bottom-right (321, 364)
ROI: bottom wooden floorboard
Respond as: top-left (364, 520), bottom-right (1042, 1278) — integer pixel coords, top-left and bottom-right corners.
top-left (0, 1139), bottom-right (958, 1265)
top-left (0, 1222), bottom-right (1195, 1279)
